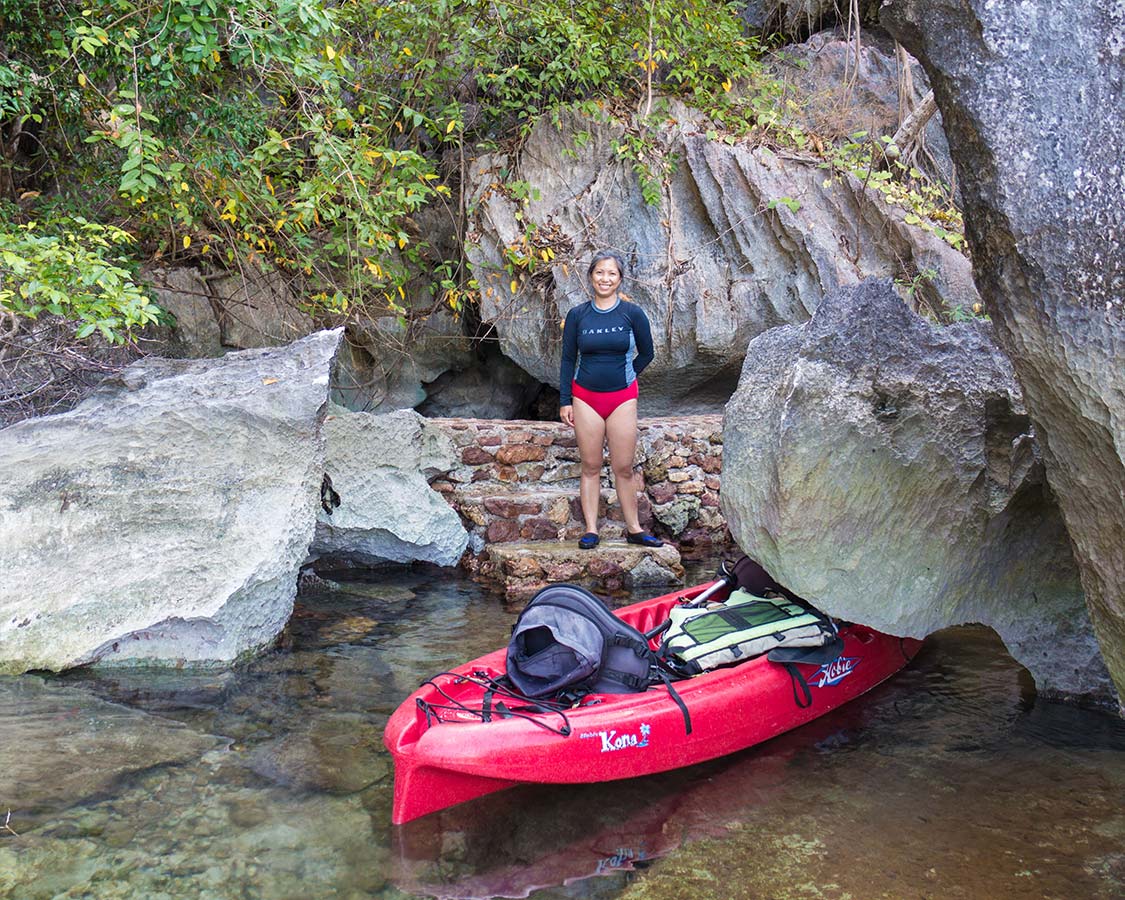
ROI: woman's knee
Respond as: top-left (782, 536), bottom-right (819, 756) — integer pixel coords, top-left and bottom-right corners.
top-left (611, 460), bottom-right (636, 482)
top-left (580, 459), bottom-right (604, 478)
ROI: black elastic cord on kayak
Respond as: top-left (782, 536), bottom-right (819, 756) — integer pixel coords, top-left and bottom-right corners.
top-left (417, 673), bottom-right (573, 736)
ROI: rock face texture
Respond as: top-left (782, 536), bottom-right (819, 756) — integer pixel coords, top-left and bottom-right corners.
top-left (309, 408), bottom-right (469, 568)
top-left (722, 280), bottom-right (1114, 703)
top-left (0, 329), bottom-right (342, 673)
top-left (145, 265), bottom-right (314, 355)
top-left (466, 98), bottom-right (976, 415)
top-left (882, 0), bottom-right (1125, 705)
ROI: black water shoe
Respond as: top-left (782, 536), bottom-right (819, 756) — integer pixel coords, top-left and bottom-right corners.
top-left (626, 531), bottom-right (664, 547)
top-left (578, 532), bottom-right (600, 550)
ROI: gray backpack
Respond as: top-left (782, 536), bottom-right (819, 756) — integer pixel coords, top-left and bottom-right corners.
top-left (507, 584), bottom-right (658, 698)
top-left (506, 583), bottom-right (692, 732)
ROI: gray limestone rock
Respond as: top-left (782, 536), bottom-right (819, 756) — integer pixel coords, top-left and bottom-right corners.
top-left (721, 280), bottom-right (1114, 703)
top-left (882, 0), bottom-right (1125, 708)
top-left (143, 265), bottom-right (223, 358)
top-left (211, 268), bottom-right (315, 350)
top-left (310, 408), bottom-right (469, 567)
top-left (0, 329), bottom-right (342, 672)
top-left (248, 715), bottom-right (388, 794)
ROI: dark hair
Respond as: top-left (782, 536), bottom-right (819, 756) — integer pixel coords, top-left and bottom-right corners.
top-left (587, 250), bottom-right (627, 280)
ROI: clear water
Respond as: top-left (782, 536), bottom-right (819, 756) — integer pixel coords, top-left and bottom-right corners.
top-left (2, 561), bottom-right (1123, 900)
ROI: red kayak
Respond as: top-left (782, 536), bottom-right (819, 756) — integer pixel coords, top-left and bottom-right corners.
top-left (384, 576), bottom-right (921, 825)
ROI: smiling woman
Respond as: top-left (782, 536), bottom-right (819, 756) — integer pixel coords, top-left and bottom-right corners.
top-left (559, 250), bottom-right (663, 550)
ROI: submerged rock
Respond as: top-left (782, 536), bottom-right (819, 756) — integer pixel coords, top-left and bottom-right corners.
top-left (0, 329), bottom-right (342, 672)
top-left (0, 676), bottom-right (221, 819)
top-left (248, 715), bottom-right (388, 794)
top-left (882, 0), bottom-right (1125, 708)
top-left (722, 280), bottom-right (1114, 703)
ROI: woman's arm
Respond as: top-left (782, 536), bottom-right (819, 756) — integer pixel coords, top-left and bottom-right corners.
top-left (630, 303), bottom-right (654, 375)
top-left (559, 306), bottom-right (580, 406)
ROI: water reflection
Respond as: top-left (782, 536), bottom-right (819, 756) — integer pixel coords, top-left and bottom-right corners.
top-left (0, 562), bottom-right (1122, 899)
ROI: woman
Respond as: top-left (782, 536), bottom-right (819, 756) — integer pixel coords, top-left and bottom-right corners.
top-left (559, 250), bottom-right (664, 550)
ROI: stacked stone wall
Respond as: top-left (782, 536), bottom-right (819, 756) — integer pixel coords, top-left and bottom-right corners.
top-left (425, 416), bottom-right (731, 558)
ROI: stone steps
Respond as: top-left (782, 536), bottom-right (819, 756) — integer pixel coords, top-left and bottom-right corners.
top-left (468, 540), bottom-right (685, 600)
top-left (424, 416), bottom-right (730, 597)
top-left (448, 484), bottom-right (655, 547)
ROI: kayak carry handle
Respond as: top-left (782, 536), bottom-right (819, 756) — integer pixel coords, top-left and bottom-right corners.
top-left (643, 559), bottom-right (736, 641)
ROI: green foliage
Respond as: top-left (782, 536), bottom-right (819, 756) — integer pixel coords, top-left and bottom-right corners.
top-left (819, 133), bottom-right (965, 250)
top-left (0, 209), bottom-right (163, 342)
top-left (612, 124), bottom-right (676, 207)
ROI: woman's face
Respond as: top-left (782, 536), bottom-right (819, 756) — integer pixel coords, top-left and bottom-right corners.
top-left (589, 258), bottom-right (622, 301)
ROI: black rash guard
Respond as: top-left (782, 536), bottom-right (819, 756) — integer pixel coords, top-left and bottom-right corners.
top-left (559, 298), bottom-right (654, 406)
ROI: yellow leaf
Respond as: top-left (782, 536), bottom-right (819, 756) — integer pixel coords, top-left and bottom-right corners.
top-left (722, 78), bottom-right (732, 92)
top-left (540, 249), bottom-right (549, 261)
top-left (201, 244), bottom-right (210, 254)
top-left (510, 279), bottom-right (518, 293)
top-left (325, 44), bottom-right (336, 60)
top-left (182, 235), bottom-right (191, 249)
top-left (398, 236), bottom-right (407, 249)
top-left (398, 285), bottom-right (405, 300)
top-left (212, 49), bottom-right (220, 63)
top-left (77, 72), bottom-right (87, 87)
top-left (446, 120), bottom-right (456, 134)
top-left (262, 377), bottom-right (279, 386)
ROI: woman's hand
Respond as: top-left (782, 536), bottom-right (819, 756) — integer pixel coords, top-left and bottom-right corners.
top-left (560, 405), bottom-right (574, 427)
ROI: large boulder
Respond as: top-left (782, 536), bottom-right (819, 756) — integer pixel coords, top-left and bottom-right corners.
top-left (721, 280), bottom-right (1115, 703)
top-left (466, 99), bottom-right (976, 415)
top-left (144, 264), bottom-right (316, 356)
top-left (0, 329), bottom-right (342, 673)
top-left (340, 311), bottom-right (474, 415)
top-left (309, 408), bottom-right (468, 568)
top-left (882, 0), bottom-right (1125, 707)
top-left (143, 265), bottom-right (224, 358)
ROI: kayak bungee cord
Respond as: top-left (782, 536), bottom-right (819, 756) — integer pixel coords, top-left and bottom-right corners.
top-left (415, 672), bottom-right (574, 736)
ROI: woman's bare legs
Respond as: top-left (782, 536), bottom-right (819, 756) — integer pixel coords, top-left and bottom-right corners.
top-left (572, 396), bottom-right (607, 534)
top-left (605, 399), bottom-right (642, 533)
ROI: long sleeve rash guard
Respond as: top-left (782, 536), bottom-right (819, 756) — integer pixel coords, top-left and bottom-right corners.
top-left (559, 298), bottom-right (655, 405)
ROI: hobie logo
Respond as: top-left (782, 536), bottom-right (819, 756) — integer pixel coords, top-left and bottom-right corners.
top-left (813, 656), bottom-right (859, 687)
top-left (581, 723), bottom-right (651, 752)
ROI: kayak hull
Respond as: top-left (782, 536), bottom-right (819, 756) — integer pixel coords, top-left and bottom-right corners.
top-left (384, 580), bottom-right (921, 824)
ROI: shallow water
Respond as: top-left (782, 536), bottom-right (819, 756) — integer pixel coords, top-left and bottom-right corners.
top-left (1, 561), bottom-right (1123, 900)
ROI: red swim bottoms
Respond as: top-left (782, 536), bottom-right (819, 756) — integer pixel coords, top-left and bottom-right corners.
top-left (571, 380), bottom-right (638, 420)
